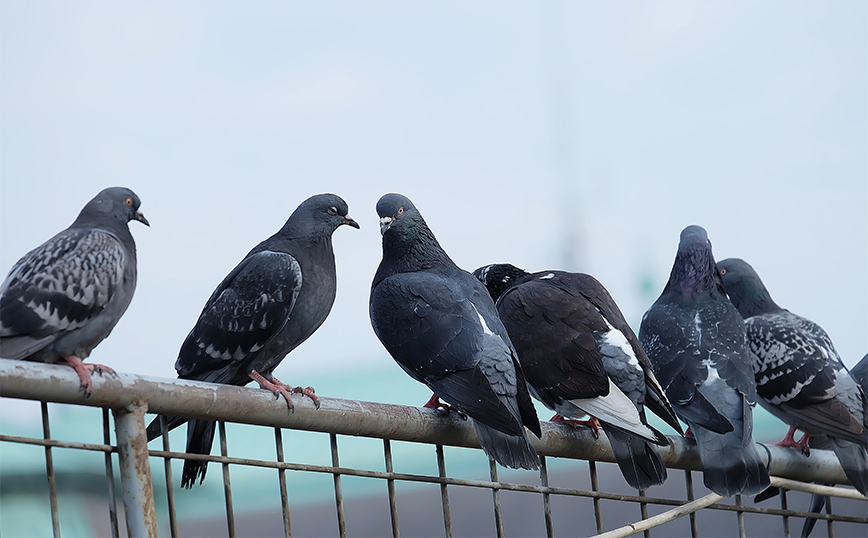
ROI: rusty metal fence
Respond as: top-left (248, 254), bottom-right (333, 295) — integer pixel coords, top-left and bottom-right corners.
top-left (1, 360), bottom-right (866, 538)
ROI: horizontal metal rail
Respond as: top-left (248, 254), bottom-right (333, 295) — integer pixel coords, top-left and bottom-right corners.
top-left (0, 360), bottom-right (854, 487)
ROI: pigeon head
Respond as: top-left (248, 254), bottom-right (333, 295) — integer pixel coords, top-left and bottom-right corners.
top-left (373, 193), bottom-right (454, 279)
top-left (666, 225), bottom-right (723, 297)
top-left (375, 193), bottom-right (422, 236)
top-left (76, 187), bottom-right (149, 228)
top-left (717, 258), bottom-right (781, 317)
top-left (283, 193), bottom-right (359, 236)
top-left (473, 263), bottom-right (530, 302)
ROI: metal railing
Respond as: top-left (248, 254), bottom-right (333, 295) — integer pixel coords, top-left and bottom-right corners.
top-left (1, 360), bottom-right (866, 538)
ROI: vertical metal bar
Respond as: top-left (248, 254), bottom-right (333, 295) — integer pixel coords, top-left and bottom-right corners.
top-left (159, 416), bottom-right (178, 538)
top-left (42, 402), bottom-right (61, 538)
top-left (539, 456), bottom-right (553, 538)
top-left (436, 445), bottom-right (453, 538)
top-left (489, 460), bottom-right (504, 538)
top-left (779, 487), bottom-right (790, 538)
top-left (275, 428), bottom-right (292, 538)
top-left (112, 401), bottom-right (158, 538)
top-left (684, 470), bottom-right (698, 538)
top-left (638, 489), bottom-right (650, 538)
top-left (735, 494), bottom-right (745, 538)
top-left (217, 421), bottom-right (236, 537)
top-left (825, 495), bottom-right (834, 538)
top-left (383, 439), bottom-right (400, 538)
top-left (330, 433), bottom-right (347, 538)
top-left (589, 461), bottom-right (603, 534)
top-left (102, 409), bottom-right (120, 538)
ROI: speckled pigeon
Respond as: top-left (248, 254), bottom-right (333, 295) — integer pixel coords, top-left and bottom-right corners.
top-left (800, 353), bottom-right (868, 538)
top-left (639, 226), bottom-right (770, 497)
top-left (0, 187), bottom-right (148, 394)
top-left (473, 263), bottom-right (683, 490)
top-left (370, 194), bottom-right (541, 470)
top-left (717, 258), bottom-right (867, 497)
top-left (146, 193), bottom-right (358, 488)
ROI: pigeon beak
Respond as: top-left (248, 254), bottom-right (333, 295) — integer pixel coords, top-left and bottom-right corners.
top-left (134, 210), bottom-right (150, 227)
top-left (343, 215), bottom-right (360, 229)
top-left (379, 216), bottom-right (393, 235)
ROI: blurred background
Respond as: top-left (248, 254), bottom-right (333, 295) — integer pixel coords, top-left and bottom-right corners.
top-left (1, 1), bottom-right (866, 535)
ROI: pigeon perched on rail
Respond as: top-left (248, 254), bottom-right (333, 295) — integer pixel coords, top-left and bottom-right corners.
top-left (639, 226), bottom-right (770, 496)
top-left (717, 258), bottom-right (867, 497)
top-left (799, 353), bottom-right (868, 538)
top-left (370, 194), bottom-right (541, 470)
top-left (146, 193), bottom-right (358, 488)
top-left (0, 187), bottom-right (149, 394)
top-left (473, 263), bottom-right (682, 490)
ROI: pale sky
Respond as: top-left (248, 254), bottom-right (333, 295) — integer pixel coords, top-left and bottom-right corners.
top-left (1, 1), bottom-right (866, 386)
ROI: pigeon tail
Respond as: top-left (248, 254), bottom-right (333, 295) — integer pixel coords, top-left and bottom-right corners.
top-left (800, 492), bottom-right (826, 538)
top-left (828, 436), bottom-right (868, 496)
top-left (691, 424), bottom-right (770, 496)
top-left (472, 420), bottom-right (540, 470)
top-left (602, 423), bottom-right (667, 490)
top-left (181, 418), bottom-right (216, 488)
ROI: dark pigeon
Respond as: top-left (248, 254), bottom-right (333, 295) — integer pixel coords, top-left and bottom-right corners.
top-left (473, 263), bottom-right (683, 490)
top-left (1, 187), bottom-right (149, 394)
top-left (639, 225), bottom-right (770, 497)
top-left (146, 193), bottom-right (358, 488)
top-left (717, 258), bottom-right (867, 498)
top-left (370, 194), bottom-right (541, 470)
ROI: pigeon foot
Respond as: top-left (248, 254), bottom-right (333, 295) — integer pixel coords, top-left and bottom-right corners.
top-left (424, 394), bottom-right (468, 420)
top-left (63, 355), bottom-right (115, 396)
top-left (291, 385), bottom-right (320, 409)
top-left (550, 414), bottom-right (600, 439)
top-left (250, 370), bottom-right (295, 411)
top-left (774, 426), bottom-right (810, 456)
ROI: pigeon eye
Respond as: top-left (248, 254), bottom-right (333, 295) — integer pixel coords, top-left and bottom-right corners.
top-left (719, 268), bottom-right (726, 276)
top-left (124, 198), bottom-right (133, 206)
top-left (328, 206), bottom-right (337, 215)
top-left (397, 207), bottom-right (404, 216)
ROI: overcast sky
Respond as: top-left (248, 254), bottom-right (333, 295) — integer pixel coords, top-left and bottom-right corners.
top-left (1, 1), bottom-right (865, 386)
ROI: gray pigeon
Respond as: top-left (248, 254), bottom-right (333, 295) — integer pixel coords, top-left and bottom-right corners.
top-left (800, 353), bottom-right (868, 538)
top-left (474, 263), bottom-right (682, 490)
top-left (0, 187), bottom-right (148, 394)
top-left (639, 226), bottom-right (770, 497)
top-left (146, 193), bottom-right (358, 488)
top-left (717, 258), bottom-right (867, 497)
top-left (370, 194), bottom-right (541, 470)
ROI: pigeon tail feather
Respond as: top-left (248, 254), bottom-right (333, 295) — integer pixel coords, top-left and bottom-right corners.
top-left (472, 420), bottom-right (540, 470)
top-left (691, 424), bottom-right (770, 496)
top-left (828, 436), bottom-right (868, 496)
top-left (181, 419), bottom-right (216, 489)
top-left (603, 424), bottom-right (667, 490)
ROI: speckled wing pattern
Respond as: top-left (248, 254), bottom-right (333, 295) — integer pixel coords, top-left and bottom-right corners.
top-left (0, 229), bottom-right (127, 358)
top-left (175, 250), bottom-right (302, 380)
top-left (749, 311), bottom-right (837, 407)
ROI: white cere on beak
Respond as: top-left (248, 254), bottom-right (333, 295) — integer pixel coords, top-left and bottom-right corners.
top-left (379, 216), bottom-right (393, 235)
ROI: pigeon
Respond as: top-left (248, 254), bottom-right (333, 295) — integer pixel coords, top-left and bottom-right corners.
top-left (800, 353), bottom-right (868, 538)
top-left (1, 187), bottom-right (149, 394)
top-left (717, 258), bottom-right (867, 497)
top-left (370, 194), bottom-right (541, 470)
top-left (146, 193), bottom-right (358, 488)
top-left (473, 263), bottom-right (683, 490)
top-left (638, 225), bottom-right (770, 497)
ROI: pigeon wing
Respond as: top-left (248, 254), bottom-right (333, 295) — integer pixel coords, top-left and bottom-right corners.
top-left (175, 250), bottom-right (302, 378)
top-left (496, 276), bottom-right (610, 402)
top-left (1, 229), bottom-right (127, 358)
top-left (371, 271), bottom-right (524, 435)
